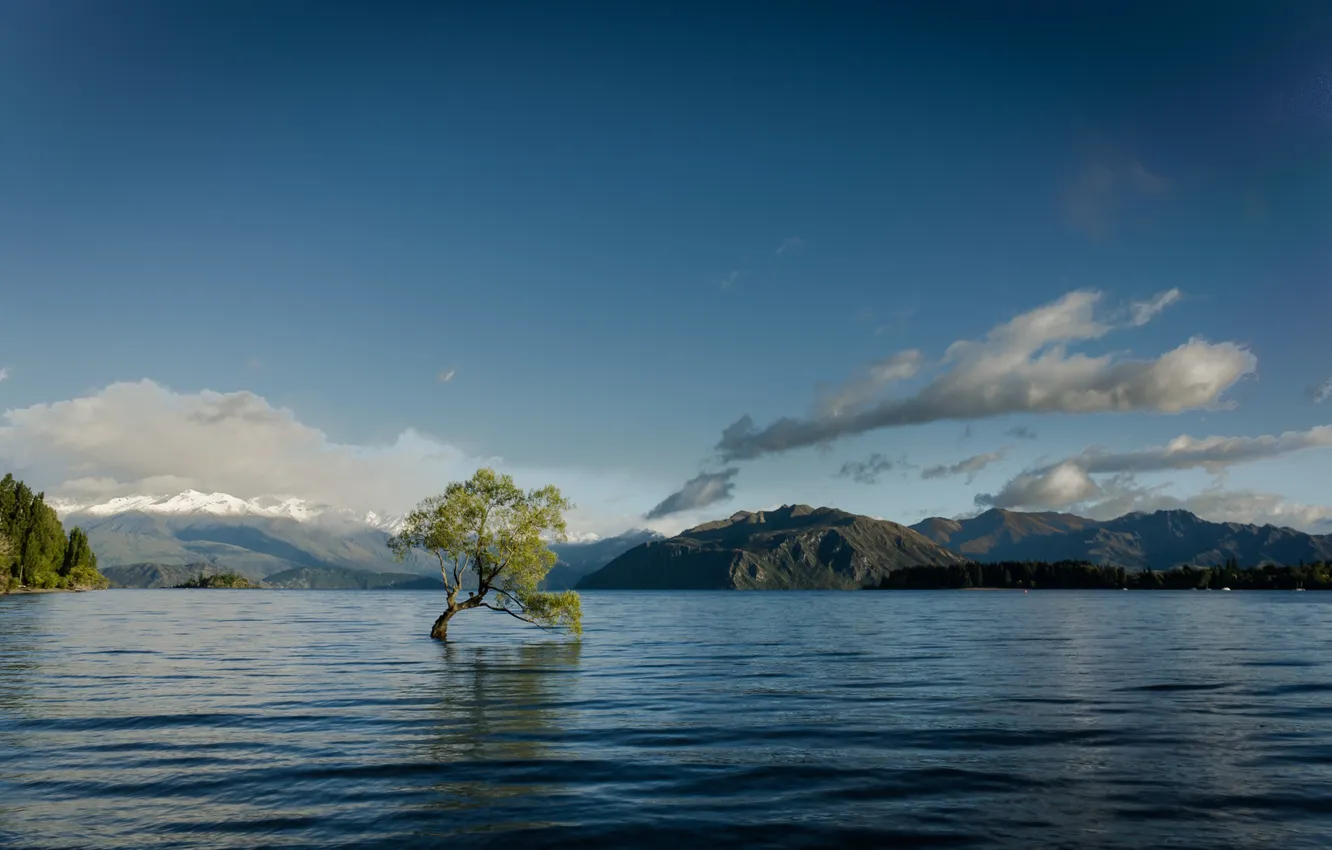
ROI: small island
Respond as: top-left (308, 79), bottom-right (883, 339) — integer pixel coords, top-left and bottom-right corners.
top-left (172, 571), bottom-right (255, 589)
top-left (1, 473), bottom-right (109, 594)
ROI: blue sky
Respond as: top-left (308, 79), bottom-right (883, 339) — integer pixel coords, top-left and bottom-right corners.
top-left (1, 1), bottom-right (1330, 534)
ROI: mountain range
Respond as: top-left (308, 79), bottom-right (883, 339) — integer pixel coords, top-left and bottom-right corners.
top-left (909, 508), bottom-right (1332, 570)
top-left (544, 529), bottom-right (665, 589)
top-left (53, 490), bottom-right (406, 531)
top-left (579, 505), bottom-right (964, 589)
top-left (576, 506), bottom-right (1332, 589)
top-left (58, 490), bottom-right (1332, 590)
top-left (59, 490), bottom-right (659, 589)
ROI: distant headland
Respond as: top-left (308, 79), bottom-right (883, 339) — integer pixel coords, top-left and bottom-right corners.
top-left (1, 474), bottom-right (109, 594)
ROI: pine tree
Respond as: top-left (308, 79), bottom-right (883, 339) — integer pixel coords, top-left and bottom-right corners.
top-left (60, 527), bottom-right (102, 588)
top-left (0, 474), bottom-right (105, 589)
top-left (17, 492), bottom-right (67, 588)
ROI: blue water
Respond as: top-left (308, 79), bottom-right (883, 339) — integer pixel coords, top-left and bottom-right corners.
top-left (3, 590), bottom-right (1332, 848)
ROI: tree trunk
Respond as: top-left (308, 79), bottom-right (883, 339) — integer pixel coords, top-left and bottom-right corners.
top-left (430, 607), bottom-right (455, 641)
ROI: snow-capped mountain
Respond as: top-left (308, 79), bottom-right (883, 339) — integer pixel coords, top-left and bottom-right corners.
top-left (52, 489), bottom-right (640, 589)
top-left (563, 531), bottom-right (602, 544)
top-left (53, 490), bottom-right (405, 533)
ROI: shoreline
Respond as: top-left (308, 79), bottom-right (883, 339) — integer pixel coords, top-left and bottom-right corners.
top-left (3, 587), bottom-right (101, 596)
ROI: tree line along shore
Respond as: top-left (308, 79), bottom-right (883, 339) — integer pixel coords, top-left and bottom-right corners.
top-left (875, 559), bottom-right (1332, 590)
top-left (1, 474), bottom-right (109, 593)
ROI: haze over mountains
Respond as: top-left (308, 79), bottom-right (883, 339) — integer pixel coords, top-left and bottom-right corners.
top-left (61, 490), bottom-right (658, 588)
top-left (60, 490), bottom-right (1332, 590)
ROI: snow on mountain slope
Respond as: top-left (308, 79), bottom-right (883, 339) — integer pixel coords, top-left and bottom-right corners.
top-left (52, 490), bottom-right (406, 533)
top-left (563, 531), bottom-right (602, 544)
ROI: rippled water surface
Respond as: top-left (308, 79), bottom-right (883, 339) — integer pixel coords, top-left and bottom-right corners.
top-left (4, 590), bottom-right (1332, 848)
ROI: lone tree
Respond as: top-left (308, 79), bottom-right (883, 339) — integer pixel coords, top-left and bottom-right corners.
top-left (388, 468), bottom-right (582, 641)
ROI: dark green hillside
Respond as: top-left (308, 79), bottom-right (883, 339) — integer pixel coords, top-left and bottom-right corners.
top-left (579, 505), bottom-right (966, 589)
top-left (911, 509), bottom-right (1097, 558)
top-left (1, 474), bottom-right (108, 591)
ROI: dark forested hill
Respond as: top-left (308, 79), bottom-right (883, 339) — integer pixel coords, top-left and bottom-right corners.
top-left (579, 505), bottom-right (966, 589)
top-left (911, 508), bottom-right (1332, 570)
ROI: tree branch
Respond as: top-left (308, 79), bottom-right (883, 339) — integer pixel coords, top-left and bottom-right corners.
top-left (452, 552), bottom-right (468, 590)
top-left (479, 602), bottom-right (559, 631)
top-left (433, 549), bottom-right (454, 593)
top-left (492, 586), bottom-right (522, 606)
top-left (472, 507), bottom-right (490, 582)
top-left (486, 554), bottom-right (511, 586)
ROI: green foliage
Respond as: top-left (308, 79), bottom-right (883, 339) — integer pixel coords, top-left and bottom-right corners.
top-left (0, 528), bottom-right (13, 589)
top-left (174, 572), bottom-right (253, 589)
top-left (876, 559), bottom-right (1332, 590)
top-left (60, 527), bottom-right (107, 589)
top-left (0, 473), bottom-right (109, 591)
top-left (389, 467), bottom-right (581, 639)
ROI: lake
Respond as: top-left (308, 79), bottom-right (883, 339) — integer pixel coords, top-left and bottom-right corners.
top-left (3, 590), bottom-right (1332, 848)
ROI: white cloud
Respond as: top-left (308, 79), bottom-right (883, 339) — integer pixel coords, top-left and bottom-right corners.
top-left (921, 449), bottom-right (1009, 483)
top-left (717, 270), bottom-right (743, 290)
top-left (0, 380), bottom-right (636, 530)
top-left (979, 424), bottom-right (1332, 512)
top-left (1129, 288), bottom-right (1182, 326)
top-left (1076, 426), bottom-right (1332, 475)
top-left (815, 350), bottom-right (923, 418)
top-left (719, 289), bottom-right (1254, 460)
top-left (437, 368), bottom-right (456, 383)
top-left (0, 380), bottom-right (476, 515)
top-left (979, 468), bottom-right (1332, 531)
top-left (977, 461), bottom-right (1101, 510)
top-left (776, 237), bottom-right (804, 255)
top-left (0, 368), bottom-right (8, 382)
top-left (645, 468), bottom-right (738, 519)
top-left (1082, 485), bottom-right (1332, 531)
top-left (975, 423), bottom-right (1332, 530)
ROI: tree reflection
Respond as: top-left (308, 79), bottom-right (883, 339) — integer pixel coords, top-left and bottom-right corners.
top-left (0, 598), bottom-right (42, 720)
top-left (415, 640), bottom-right (583, 824)
top-left (0, 598), bottom-right (44, 839)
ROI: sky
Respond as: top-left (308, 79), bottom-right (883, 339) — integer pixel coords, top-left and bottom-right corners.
top-left (1, 0), bottom-right (1330, 536)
